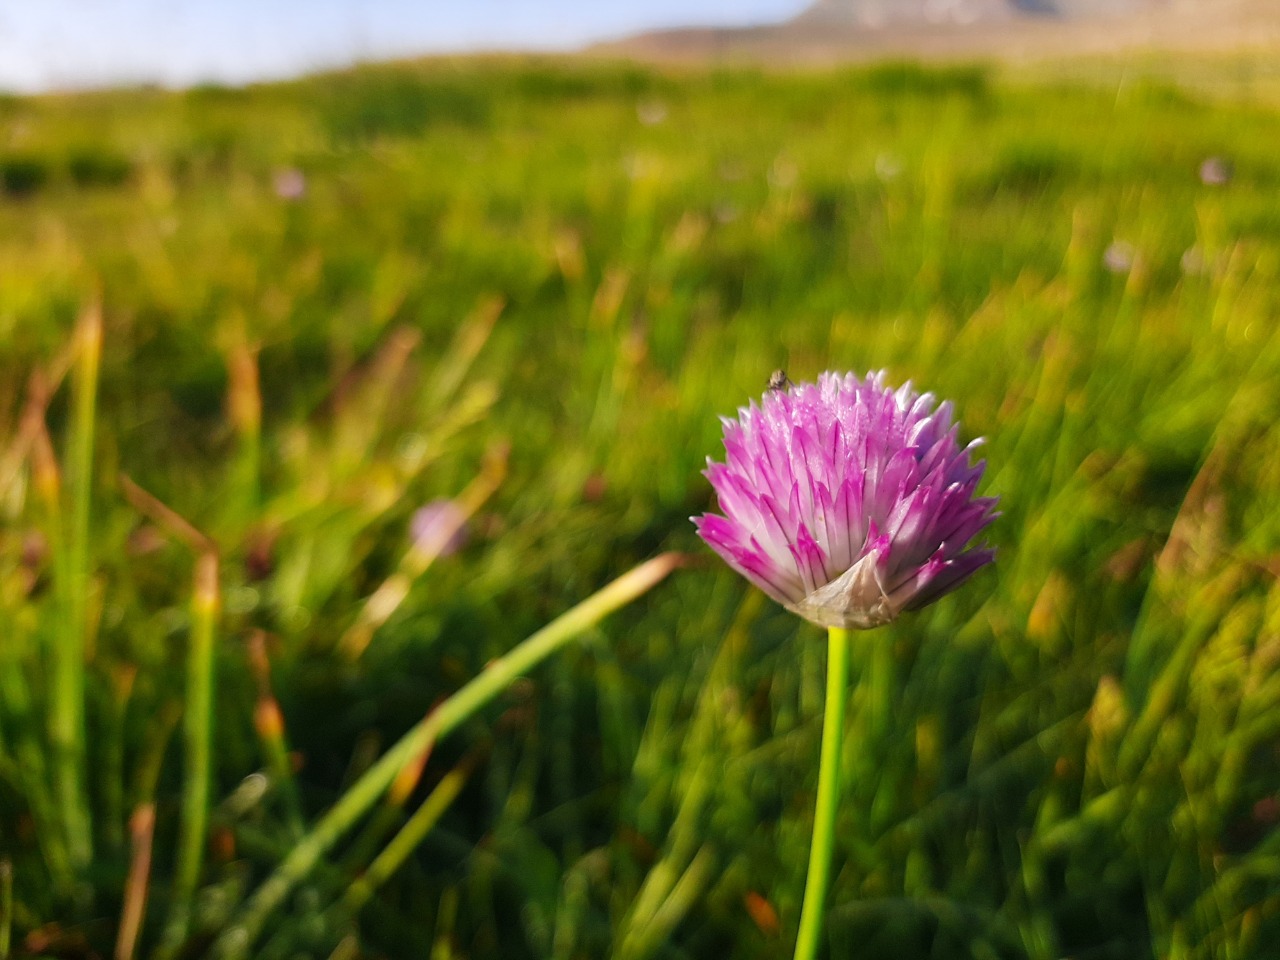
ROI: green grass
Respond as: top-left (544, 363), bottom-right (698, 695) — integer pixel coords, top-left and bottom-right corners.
top-left (2, 54), bottom-right (1280, 958)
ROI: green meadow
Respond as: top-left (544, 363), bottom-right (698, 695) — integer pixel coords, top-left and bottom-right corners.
top-left (3, 56), bottom-right (1280, 958)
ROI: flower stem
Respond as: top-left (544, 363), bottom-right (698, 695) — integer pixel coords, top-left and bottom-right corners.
top-left (793, 625), bottom-right (851, 960)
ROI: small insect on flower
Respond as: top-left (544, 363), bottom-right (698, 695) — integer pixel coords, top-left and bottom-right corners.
top-left (767, 368), bottom-right (793, 392)
top-left (693, 371), bottom-right (998, 629)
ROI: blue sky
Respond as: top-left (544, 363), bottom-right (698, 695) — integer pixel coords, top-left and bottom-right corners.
top-left (0, 1), bottom-right (809, 92)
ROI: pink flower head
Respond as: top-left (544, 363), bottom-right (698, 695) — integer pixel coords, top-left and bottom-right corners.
top-left (411, 499), bottom-right (468, 558)
top-left (273, 167), bottom-right (307, 200)
top-left (693, 371), bottom-right (997, 629)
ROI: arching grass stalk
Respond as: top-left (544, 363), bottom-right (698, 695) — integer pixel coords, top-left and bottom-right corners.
top-left (793, 626), bottom-right (850, 960)
top-left (212, 552), bottom-right (683, 958)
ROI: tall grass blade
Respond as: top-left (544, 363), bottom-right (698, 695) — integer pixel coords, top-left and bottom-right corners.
top-left (212, 552), bottom-right (683, 957)
top-left (51, 305), bottom-right (101, 873)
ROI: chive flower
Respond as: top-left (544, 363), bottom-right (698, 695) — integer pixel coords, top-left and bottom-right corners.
top-left (694, 371), bottom-right (997, 628)
top-left (411, 499), bottom-right (469, 558)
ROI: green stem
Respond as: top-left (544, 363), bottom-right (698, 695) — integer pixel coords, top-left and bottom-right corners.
top-left (178, 554), bottom-right (219, 891)
top-left (338, 754), bottom-right (474, 916)
top-left (53, 312), bottom-right (101, 873)
top-left (0, 859), bottom-right (12, 960)
top-left (793, 626), bottom-right (851, 960)
top-left (159, 551), bottom-right (220, 956)
top-left (211, 553), bottom-right (682, 958)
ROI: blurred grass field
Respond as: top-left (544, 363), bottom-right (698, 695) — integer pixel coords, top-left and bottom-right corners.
top-left (3, 55), bottom-right (1280, 959)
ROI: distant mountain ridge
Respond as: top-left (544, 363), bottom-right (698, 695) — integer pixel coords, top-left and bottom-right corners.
top-left (795, 0), bottom-right (1170, 23)
top-left (588, 0), bottom-right (1280, 63)
top-left (796, 0), bottom-right (1014, 27)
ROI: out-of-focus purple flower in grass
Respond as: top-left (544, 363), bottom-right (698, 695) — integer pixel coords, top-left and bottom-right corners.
top-left (1199, 156), bottom-right (1232, 186)
top-left (411, 499), bottom-right (468, 559)
top-left (1104, 241), bottom-right (1136, 274)
top-left (694, 370), bottom-right (997, 629)
top-left (273, 167), bottom-right (307, 200)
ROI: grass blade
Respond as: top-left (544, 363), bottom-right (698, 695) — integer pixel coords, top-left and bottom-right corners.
top-left (212, 552), bottom-right (684, 957)
top-left (51, 305), bottom-right (102, 873)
